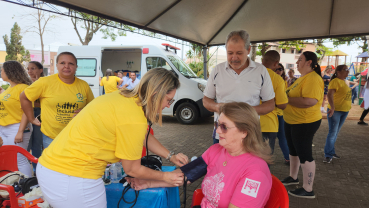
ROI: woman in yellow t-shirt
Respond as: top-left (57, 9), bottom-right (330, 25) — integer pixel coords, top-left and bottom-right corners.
top-left (324, 65), bottom-right (358, 163)
top-left (20, 52), bottom-right (94, 148)
top-left (0, 61), bottom-right (33, 176)
top-left (35, 68), bottom-right (189, 208)
top-left (281, 51), bottom-right (324, 199)
top-left (100, 69), bottom-right (122, 94)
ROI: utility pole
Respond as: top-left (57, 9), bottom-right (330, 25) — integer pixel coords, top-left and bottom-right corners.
top-left (203, 46), bottom-right (208, 80)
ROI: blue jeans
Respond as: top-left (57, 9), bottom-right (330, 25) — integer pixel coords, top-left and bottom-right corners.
top-left (42, 133), bottom-right (53, 148)
top-left (27, 108), bottom-right (43, 170)
top-left (324, 109), bottom-right (349, 158)
top-left (277, 115), bottom-right (290, 160)
top-left (351, 87), bottom-right (358, 103)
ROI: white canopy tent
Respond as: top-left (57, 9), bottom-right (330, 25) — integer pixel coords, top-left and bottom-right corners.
top-left (37, 0), bottom-right (369, 46)
top-left (6, 0), bottom-right (369, 79)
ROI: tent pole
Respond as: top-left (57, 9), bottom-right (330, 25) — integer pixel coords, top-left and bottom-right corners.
top-left (203, 46), bottom-right (208, 80)
top-left (345, 56), bottom-right (347, 65)
top-left (328, 56), bottom-right (330, 66)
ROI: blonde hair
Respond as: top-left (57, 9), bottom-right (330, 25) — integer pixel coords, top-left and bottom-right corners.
top-left (105, 69), bottom-right (113, 81)
top-left (220, 102), bottom-right (273, 164)
top-left (120, 68), bottom-right (180, 125)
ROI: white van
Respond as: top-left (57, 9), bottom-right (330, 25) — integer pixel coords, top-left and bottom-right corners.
top-left (57, 44), bottom-right (212, 124)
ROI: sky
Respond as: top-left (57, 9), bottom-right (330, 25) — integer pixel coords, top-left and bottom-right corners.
top-left (0, 1), bottom-right (365, 63)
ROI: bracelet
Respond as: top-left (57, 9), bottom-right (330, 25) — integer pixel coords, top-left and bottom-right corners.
top-left (166, 151), bottom-right (175, 161)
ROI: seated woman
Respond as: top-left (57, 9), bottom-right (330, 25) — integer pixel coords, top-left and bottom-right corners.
top-left (128, 102), bottom-right (273, 208)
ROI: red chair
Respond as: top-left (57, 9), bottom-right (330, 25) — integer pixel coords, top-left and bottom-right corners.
top-left (0, 145), bottom-right (38, 208)
top-left (265, 174), bottom-right (289, 208)
top-left (191, 174), bottom-right (289, 208)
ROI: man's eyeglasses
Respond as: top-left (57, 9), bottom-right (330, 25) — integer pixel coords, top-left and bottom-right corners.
top-left (216, 121), bottom-right (236, 133)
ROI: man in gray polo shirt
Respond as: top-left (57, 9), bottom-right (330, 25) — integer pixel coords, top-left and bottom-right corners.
top-left (203, 30), bottom-right (275, 144)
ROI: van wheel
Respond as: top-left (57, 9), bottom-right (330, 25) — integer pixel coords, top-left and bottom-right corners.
top-left (176, 103), bottom-right (199, 125)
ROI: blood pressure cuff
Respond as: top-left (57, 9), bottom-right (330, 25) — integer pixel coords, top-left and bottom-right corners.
top-left (179, 156), bottom-right (207, 183)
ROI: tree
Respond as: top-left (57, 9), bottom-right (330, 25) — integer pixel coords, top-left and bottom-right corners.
top-left (314, 39), bottom-right (333, 65)
top-left (71, 11), bottom-right (135, 45)
top-left (278, 40), bottom-right (305, 51)
top-left (332, 36), bottom-right (368, 62)
top-left (185, 44), bottom-right (215, 78)
top-left (3, 22), bottom-right (30, 63)
top-left (256, 42), bottom-right (271, 57)
top-left (20, 1), bottom-right (59, 64)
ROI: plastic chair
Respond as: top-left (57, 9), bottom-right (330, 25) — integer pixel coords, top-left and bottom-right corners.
top-left (0, 145), bottom-right (38, 208)
top-left (265, 174), bottom-right (289, 208)
top-left (190, 174), bottom-right (289, 208)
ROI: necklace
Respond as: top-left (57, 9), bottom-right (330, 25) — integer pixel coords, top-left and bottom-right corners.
top-left (223, 153), bottom-right (228, 166)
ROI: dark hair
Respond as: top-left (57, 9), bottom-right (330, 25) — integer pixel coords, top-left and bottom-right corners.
top-left (56, 52), bottom-right (77, 65)
top-left (330, 65), bottom-right (348, 81)
top-left (29, 61), bottom-right (44, 77)
top-left (278, 63), bottom-right (287, 80)
top-left (302, 51), bottom-right (322, 78)
top-left (3, 61), bottom-right (32, 85)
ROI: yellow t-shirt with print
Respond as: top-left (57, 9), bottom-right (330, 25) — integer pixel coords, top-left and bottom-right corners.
top-left (24, 74), bottom-right (94, 139)
top-left (260, 69), bottom-right (288, 132)
top-left (284, 71), bottom-right (324, 124)
top-left (0, 84), bottom-right (28, 126)
top-left (327, 78), bottom-right (352, 112)
top-left (100, 76), bottom-right (121, 94)
top-left (276, 81), bottom-right (288, 116)
top-left (39, 91), bottom-right (147, 179)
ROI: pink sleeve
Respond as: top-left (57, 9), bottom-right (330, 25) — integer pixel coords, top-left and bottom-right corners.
top-left (201, 144), bottom-right (221, 165)
top-left (230, 171), bottom-right (272, 208)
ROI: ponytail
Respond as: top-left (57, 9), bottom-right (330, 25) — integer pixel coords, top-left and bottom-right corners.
top-left (330, 65), bottom-right (347, 81)
top-left (105, 69), bottom-right (113, 81)
top-left (313, 63), bottom-right (322, 77)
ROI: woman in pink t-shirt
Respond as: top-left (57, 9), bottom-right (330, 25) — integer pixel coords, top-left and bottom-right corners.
top-left (127, 102), bottom-right (273, 208)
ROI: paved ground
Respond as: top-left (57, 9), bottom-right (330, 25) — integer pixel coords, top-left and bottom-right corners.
top-left (153, 114), bottom-right (369, 208)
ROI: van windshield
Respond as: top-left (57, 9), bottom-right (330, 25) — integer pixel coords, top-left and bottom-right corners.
top-left (167, 55), bottom-right (198, 78)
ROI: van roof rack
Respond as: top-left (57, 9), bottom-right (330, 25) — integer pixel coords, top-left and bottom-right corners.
top-left (162, 43), bottom-right (180, 54)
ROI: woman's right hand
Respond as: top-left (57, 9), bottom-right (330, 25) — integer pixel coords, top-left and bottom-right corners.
top-left (31, 118), bottom-right (41, 126)
top-left (163, 172), bottom-right (184, 187)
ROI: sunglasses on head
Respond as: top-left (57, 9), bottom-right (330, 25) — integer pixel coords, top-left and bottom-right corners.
top-left (216, 121), bottom-right (236, 132)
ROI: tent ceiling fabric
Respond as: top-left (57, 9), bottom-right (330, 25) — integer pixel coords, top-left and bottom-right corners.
top-left (43, 0), bottom-right (369, 46)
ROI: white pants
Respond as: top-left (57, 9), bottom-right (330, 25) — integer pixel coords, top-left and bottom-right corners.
top-left (0, 123), bottom-right (33, 177)
top-left (36, 164), bottom-right (107, 208)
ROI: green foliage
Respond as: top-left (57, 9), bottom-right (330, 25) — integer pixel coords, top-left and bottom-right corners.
top-left (332, 36), bottom-right (368, 61)
top-left (185, 44), bottom-right (215, 78)
top-left (1, 85), bottom-right (9, 90)
top-left (278, 40), bottom-right (305, 51)
top-left (71, 12), bottom-right (136, 45)
top-left (314, 39), bottom-right (333, 65)
top-left (2, 22), bottom-right (30, 63)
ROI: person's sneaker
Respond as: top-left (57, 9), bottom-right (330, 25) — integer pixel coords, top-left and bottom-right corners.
top-left (358, 121), bottom-right (368, 125)
top-left (288, 187), bottom-right (315, 199)
top-left (281, 176), bottom-right (299, 186)
top-left (332, 154), bottom-right (340, 159)
top-left (323, 157), bottom-right (332, 163)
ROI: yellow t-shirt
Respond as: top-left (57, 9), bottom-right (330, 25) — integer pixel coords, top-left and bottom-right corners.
top-left (100, 76), bottom-right (121, 94)
top-left (284, 71), bottom-right (324, 124)
top-left (39, 91), bottom-right (147, 179)
top-left (276, 81), bottom-right (288, 116)
top-left (0, 84), bottom-right (28, 126)
top-left (260, 69), bottom-right (288, 132)
top-left (327, 78), bottom-right (352, 112)
top-left (24, 74), bottom-right (94, 139)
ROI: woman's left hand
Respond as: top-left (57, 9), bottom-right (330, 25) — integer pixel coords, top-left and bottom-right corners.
top-left (328, 108), bottom-right (335, 117)
top-left (14, 132), bottom-right (23, 144)
top-left (170, 153), bottom-right (189, 167)
top-left (126, 177), bottom-right (151, 190)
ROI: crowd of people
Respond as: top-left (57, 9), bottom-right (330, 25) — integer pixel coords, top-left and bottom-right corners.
top-left (0, 29), bottom-right (368, 208)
